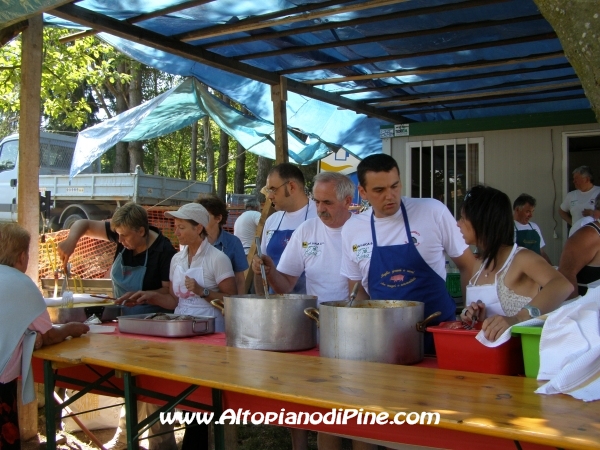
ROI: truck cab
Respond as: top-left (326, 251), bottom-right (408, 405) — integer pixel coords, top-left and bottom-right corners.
top-left (0, 132), bottom-right (90, 223)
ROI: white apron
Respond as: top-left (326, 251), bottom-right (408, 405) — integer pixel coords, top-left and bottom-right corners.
top-left (466, 244), bottom-right (519, 318)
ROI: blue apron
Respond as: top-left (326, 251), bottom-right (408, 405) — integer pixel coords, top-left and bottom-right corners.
top-left (367, 202), bottom-right (456, 354)
top-left (111, 247), bottom-right (164, 315)
top-left (514, 223), bottom-right (541, 254)
top-left (266, 203), bottom-right (309, 294)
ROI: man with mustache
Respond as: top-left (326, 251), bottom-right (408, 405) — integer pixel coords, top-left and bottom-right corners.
top-left (253, 171), bottom-right (354, 304)
top-left (253, 172), bottom-right (374, 450)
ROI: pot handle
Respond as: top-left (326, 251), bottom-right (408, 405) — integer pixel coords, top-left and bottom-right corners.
top-left (210, 299), bottom-right (225, 314)
top-left (416, 311), bottom-right (442, 332)
top-left (303, 307), bottom-right (320, 327)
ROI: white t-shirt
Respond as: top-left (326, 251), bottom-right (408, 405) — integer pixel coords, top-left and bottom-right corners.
top-left (570, 216), bottom-right (595, 237)
top-left (233, 210), bottom-right (261, 254)
top-left (560, 186), bottom-right (600, 224)
top-left (261, 201), bottom-right (318, 257)
top-left (513, 221), bottom-right (546, 248)
top-left (277, 216), bottom-right (351, 303)
top-left (170, 239), bottom-right (234, 330)
top-left (340, 197), bottom-right (468, 295)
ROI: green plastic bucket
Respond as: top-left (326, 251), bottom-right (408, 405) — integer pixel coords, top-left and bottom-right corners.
top-left (511, 325), bottom-right (542, 378)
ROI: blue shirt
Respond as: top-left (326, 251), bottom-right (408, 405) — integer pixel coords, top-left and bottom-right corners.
top-left (213, 230), bottom-right (249, 273)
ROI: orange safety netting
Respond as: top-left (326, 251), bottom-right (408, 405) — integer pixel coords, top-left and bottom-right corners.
top-left (38, 207), bottom-right (180, 281)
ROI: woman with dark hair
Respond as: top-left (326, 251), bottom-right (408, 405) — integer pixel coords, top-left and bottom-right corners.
top-left (195, 194), bottom-right (248, 294)
top-left (458, 185), bottom-right (572, 341)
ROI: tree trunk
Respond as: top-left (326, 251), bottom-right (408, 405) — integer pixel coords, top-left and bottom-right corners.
top-left (533, 0), bottom-right (600, 121)
top-left (255, 156), bottom-right (273, 204)
top-left (234, 142), bottom-right (245, 194)
top-left (216, 96), bottom-right (231, 201)
top-left (128, 63), bottom-right (144, 171)
top-left (113, 61), bottom-right (129, 173)
top-left (191, 120), bottom-right (198, 181)
top-left (204, 115), bottom-right (215, 192)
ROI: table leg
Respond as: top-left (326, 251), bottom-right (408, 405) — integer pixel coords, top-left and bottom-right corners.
top-left (212, 389), bottom-right (224, 450)
top-left (123, 372), bottom-right (139, 450)
top-left (43, 360), bottom-right (57, 450)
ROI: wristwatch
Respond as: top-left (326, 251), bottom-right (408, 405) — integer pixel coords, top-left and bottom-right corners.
top-left (522, 305), bottom-right (541, 318)
top-left (200, 287), bottom-right (210, 298)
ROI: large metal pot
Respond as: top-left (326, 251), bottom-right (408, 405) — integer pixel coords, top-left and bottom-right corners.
top-left (211, 294), bottom-right (318, 351)
top-left (304, 300), bottom-right (440, 365)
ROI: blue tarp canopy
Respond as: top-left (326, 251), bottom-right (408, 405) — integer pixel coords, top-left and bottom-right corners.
top-left (1, 0), bottom-right (593, 165)
top-left (71, 78), bottom-right (333, 177)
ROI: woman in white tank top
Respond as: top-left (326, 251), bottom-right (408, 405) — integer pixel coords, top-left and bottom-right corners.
top-left (457, 186), bottom-right (572, 342)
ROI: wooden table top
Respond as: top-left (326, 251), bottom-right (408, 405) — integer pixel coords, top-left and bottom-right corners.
top-left (34, 333), bottom-right (600, 450)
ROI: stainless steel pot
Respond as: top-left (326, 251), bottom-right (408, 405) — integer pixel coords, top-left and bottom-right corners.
top-left (304, 300), bottom-right (440, 365)
top-left (211, 294), bottom-right (318, 351)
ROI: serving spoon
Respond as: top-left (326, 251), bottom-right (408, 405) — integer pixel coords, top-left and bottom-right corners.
top-left (347, 282), bottom-right (360, 307)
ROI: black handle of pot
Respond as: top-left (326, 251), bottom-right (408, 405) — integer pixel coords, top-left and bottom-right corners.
top-left (416, 311), bottom-right (442, 332)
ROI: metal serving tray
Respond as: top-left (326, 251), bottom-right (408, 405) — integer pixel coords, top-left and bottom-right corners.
top-left (48, 304), bottom-right (122, 324)
top-left (117, 313), bottom-right (215, 337)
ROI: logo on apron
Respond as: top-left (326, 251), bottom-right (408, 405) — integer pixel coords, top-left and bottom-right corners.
top-left (379, 268), bottom-right (416, 288)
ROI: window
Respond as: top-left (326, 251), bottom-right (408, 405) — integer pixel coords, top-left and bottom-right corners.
top-left (0, 140), bottom-right (18, 173)
top-left (406, 138), bottom-right (484, 218)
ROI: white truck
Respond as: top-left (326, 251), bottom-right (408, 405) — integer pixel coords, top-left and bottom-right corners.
top-left (0, 132), bottom-right (212, 229)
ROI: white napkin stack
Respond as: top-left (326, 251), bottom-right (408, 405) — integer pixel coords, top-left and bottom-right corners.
top-left (535, 292), bottom-right (600, 402)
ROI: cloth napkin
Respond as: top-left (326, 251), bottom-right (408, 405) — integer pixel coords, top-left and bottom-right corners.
top-left (535, 291), bottom-right (600, 402)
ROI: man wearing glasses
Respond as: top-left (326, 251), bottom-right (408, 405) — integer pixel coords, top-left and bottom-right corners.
top-left (256, 163), bottom-right (317, 295)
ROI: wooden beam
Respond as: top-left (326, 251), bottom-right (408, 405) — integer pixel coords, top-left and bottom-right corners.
top-left (271, 77), bottom-right (289, 165)
top-left (51, 3), bottom-right (403, 123)
top-left (372, 81), bottom-right (582, 107)
top-left (334, 60), bottom-right (571, 94)
top-left (367, 75), bottom-right (580, 105)
top-left (58, 0), bottom-right (217, 44)
top-left (178, 0), bottom-right (409, 42)
top-left (279, 32), bottom-right (558, 75)
top-left (18, 15), bottom-right (43, 442)
top-left (388, 93), bottom-right (588, 115)
top-left (308, 52), bottom-right (566, 87)
top-left (205, 0), bottom-right (510, 49)
top-left (0, 19), bottom-right (28, 46)
top-left (237, 14), bottom-right (543, 61)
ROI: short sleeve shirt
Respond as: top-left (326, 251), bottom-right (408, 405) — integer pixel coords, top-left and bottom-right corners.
top-left (105, 223), bottom-right (176, 290)
top-left (213, 230), bottom-right (249, 273)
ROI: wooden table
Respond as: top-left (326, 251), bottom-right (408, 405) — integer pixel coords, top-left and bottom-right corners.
top-left (33, 333), bottom-right (600, 450)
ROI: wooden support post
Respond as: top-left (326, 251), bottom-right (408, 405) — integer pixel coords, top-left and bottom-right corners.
top-left (18, 14), bottom-right (43, 443)
top-left (271, 76), bottom-right (289, 164)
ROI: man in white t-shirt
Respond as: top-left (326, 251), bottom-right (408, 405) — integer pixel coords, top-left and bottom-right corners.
top-left (233, 199), bottom-right (261, 255)
top-left (340, 154), bottom-right (475, 354)
top-left (253, 172), bottom-right (354, 303)
top-left (256, 163), bottom-right (317, 295)
top-left (513, 193), bottom-right (552, 264)
top-left (559, 166), bottom-right (600, 226)
top-left (253, 174), bottom-right (375, 450)
top-left (570, 195), bottom-right (600, 236)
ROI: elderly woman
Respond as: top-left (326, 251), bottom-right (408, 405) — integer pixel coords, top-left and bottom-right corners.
top-left (559, 193), bottom-right (600, 298)
top-left (195, 194), bottom-right (249, 294)
top-left (161, 203), bottom-right (237, 331)
top-left (458, 185), bottom-right (572, 341)
top-left (58, 202), bottom-right (177, 315)
top-left (0, 223), bottom-right (88, 449)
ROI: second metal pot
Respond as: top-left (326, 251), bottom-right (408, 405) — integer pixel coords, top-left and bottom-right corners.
top-left (304, 300), bottom-right (440, 365)
top-left (212, 294), bottom-right (318, 351)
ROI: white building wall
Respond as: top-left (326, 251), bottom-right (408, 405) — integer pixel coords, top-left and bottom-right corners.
top-left (388, 123), bottom-right (600, 264)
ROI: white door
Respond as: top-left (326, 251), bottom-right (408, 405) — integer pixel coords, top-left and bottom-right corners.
top-left (0, 138), bottom-right (19, 222)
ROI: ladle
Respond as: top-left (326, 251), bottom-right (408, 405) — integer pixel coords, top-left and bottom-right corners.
top-left (347, 282), bottom-right (360, 307)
